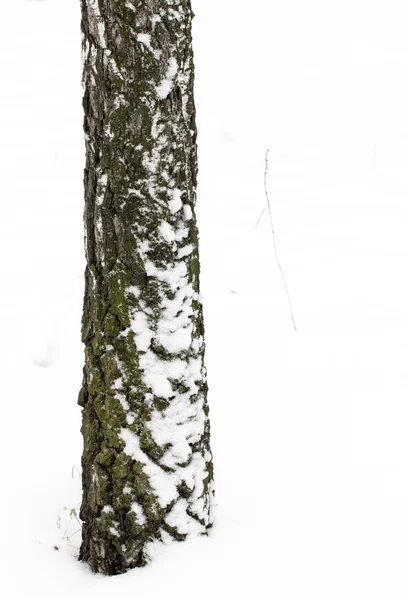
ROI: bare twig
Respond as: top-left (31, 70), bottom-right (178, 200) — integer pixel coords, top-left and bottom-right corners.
top-left (254, 205), bottom-right (268, 229)
top-left (57, 505), bottom-right (82, 541)
top-left (262, 149), bottom-right (297, 331)
top-left (63, 528), bottom-right (82, 542)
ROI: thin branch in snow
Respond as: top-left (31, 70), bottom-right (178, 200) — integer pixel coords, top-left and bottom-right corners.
top-left (254, 204), bottom-right (268, 229)
top-left (64, 528), bottom-right (82, 542)
top-left (262, 149), bottom-right (297, 331)
top-left (57, 505), bottom-right (82, 543)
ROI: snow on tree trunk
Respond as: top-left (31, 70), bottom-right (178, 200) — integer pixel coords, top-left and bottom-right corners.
top-left (78, 0), bottom-right (214, 575)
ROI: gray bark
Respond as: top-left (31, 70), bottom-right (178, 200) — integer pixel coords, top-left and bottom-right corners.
top-left (78, 0), bottom-right (214, 575)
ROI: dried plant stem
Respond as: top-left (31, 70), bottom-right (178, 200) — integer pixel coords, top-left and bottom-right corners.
top-left (263, 149), bottom-right (297, 331)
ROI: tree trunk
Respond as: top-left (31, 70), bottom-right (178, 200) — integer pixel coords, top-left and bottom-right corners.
top-left (78, 0), bottom-right (214, 575)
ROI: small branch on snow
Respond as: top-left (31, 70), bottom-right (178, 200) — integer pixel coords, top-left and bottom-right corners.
top-left (254, 204), bottom-right (268, 229)
top-left (258, 149), bottom-right (297, 331)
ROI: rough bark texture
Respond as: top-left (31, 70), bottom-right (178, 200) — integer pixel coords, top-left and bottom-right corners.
top-left (78, 0), bottom-right (214, 575)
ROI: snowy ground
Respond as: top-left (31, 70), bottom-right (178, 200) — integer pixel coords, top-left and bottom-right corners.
top-left (2, 0), bottom-right (408, 597)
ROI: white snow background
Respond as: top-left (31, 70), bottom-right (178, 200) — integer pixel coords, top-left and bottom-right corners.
top-left (1, 0), bottom-right (408, 598)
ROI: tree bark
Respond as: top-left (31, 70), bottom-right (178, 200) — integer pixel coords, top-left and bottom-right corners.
top-left (78, 0), bottom-right (214, 575)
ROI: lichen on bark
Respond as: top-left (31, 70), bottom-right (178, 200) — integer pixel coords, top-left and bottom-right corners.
top-left (78, 0), bottom-right (214, 575)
